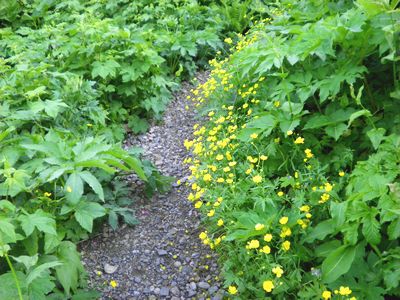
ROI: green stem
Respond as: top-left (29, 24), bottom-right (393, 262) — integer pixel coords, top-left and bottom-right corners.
top-left (370, 243), bottom-right (382, 258)
top-left (4, 253), bottom-right (24, 300)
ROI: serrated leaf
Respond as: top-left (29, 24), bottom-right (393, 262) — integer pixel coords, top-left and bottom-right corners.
top-left (18, 210), bottom-right (57, 236)
top-left (325, 123), bottom-right (348, 140)
top-left (362, 214), bottom-right (381, 245)
top-left (367, 128), bottom-right (386, 149)
top-left (74, 202), bottom-right (106, 233)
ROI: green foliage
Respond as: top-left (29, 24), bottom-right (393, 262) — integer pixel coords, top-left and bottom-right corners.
top-left (0, 0), bottom-right (244, 298)
top-left (185, 0), bottom-right (400, 298)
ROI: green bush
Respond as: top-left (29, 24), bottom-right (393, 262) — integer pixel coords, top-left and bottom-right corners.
top-left (185, 0), bottom-right (400, 299)
top-left (0, 0), bottom-right (241, 298)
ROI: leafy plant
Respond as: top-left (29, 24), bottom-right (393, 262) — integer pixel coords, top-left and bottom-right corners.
top-left (185, 0), bottom-right (400, 298)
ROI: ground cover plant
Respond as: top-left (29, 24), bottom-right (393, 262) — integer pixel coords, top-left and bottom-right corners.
top-left (0, 0), bottom-right (262, 298)
top-left (185, 0), bottom-right (400, 299)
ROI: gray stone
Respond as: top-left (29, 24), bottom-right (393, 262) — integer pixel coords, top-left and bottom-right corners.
top-left (159, 287), bottom-right (170, 297)
top-left (198, 281), bottom-right (211, 289)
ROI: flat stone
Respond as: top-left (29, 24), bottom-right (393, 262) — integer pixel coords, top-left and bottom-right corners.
top-left (198, 281), bottom-right (211, 289)
top-left (159, 287), bottom-right (170, 297)
top-left (157, 249), bottom-right (168, 256)
top-left (104, 263), bottom-right (118, 274)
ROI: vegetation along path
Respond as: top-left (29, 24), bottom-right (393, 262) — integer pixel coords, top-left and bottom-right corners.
top-left (81, 73), bottom-right (223, 300)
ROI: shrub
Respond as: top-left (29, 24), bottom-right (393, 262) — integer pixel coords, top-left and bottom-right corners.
top-left (185, 1), bottom-right (400, 298)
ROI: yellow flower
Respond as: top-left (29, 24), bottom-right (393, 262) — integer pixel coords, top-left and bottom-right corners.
top-left (250, 133), bottom-right (258, 139)
top-left (277, 191), bottom-right (284, 197)
top-left (110, 280), bottom-right (118, 288)
top-left (260, 155), bottom-right (268, 161)
top-left (44, 192), bottom-right (52, 197)
top-left (280, 226), bottom-right (292, 238)
top-left (304, 148), bottom-right (314, 158)
top-left (176, 179), bottom-right (181, 185)
top-left (66, 186), bottom-right (72, 193)
top-left (217, 219), bottom-right (224, 226)
top-left (263, 280), bottom-right (274, 292)
top-left (199, 232), bottom-right (207, 240)
top-left (272, 266), bottom-right (284, 278)
top-left (306, 213), bottom-right (312, 219)
top-left (300, 205), bottom-right (310, 212)
top-left (322, 290), bottom-right (332, 300)
top-left (217, 178), bottom-right (225, 183)
top-left (264, 233), bottom-right (273, 242)
top-left (260, 245), bottom-right (271, 254)
top-left (247, 239), bottom-right (260, 249)
top-left (274, 101), bottom-right (280, 107)
top-left (224, 37), bottom-right (233, 44)
top-left (294, 137), bottom-right (305, 144)
top-left (245, 168), bottom-right (252, 175)
top-left (223, 166), bottom-right (231, 172)
top-left (203, 174), bottom-right (212, 182)
top-left (194, 201), bottom-right (203, 209)
top-left (228, 285), bottom-right (238, 295)
top-left (252, 175), bottom-right (263, 184)
top-left (339, 171), bottom-right (345, 177)
top-left (207, 209), bottom-right (215, 217)
top-left (208, 111), bottom-right (215, 117)
top-left (324, 182), bottom-right (333, 192)
top-left (338, 286), bottom-right (352, 296)
top-left (216, 154), bottom-right (224, 161)
top-left (228, 161), bottom-right (237, 167)
top-left (282, 240), bottom-right (291, 251)
top-left (279, 216), bottom-right (289, 225)
top-left (255, 223), bottom-right (265, 231)
top-left (286, 130), bottom-right (293, 136)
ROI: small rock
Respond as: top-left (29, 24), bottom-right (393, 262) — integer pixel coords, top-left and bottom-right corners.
top-left (174, 261), bottom-right (182, 268)
top-left (104, 263), bottom-right (118, 274)
top-left (159, 287), bottom-right (170, 297)
top-left (198, 281), bottom-right (211, 289)
top-left (170, 286), bottom-right (180, 296)
top-left (157, 249), bottom-right (168, 256)
top-left (189, 282), bottom-right (197, 290)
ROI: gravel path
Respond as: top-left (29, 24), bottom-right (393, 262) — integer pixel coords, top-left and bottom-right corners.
top-left (81, 73), bottom-right (224, 300)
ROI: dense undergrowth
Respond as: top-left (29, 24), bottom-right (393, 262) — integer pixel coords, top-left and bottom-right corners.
top-left (185, 1), bottom-right (400, 299)
top-left (0, 0), bottom-right (266, 298)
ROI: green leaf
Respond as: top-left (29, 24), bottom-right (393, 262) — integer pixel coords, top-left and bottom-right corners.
top-left (28, 275), bottom-right (55, 300)
top-left (44, 233), bottom-right (62, 254)
top-left (348, 109), bottom-right (372, 126)
top-left (65, 172), bottom-right (84, 205)
top-left (303, 220), bottom-right (336, 243)
top-left (325, 123), bottom-right (348, 140)
top-left (75, 160), bottom-right (115, 174)
top-left (26, 261), bottom-right (62, 285)
top-left (367, 128), bottom-right (386, 149)
top-left (74, 202), bottom-right (106, 233)
top-left (322, 245), bottom-right (357, 283)
top-left (0, 126), bottom-right (15, 143)
top-left (91, 60), bottom-right (120, 79)
top-left (330, 201), bottom-right (348, 227)
top-left (79, 171), bottom-right (104, 201)
top-left (55, 241), bottom-right (84, 295)
top-left (11, 254), bottom-right (38, 271)
top-left (18, 210), bottom-right (57, 236)
top-left (388, 218), bottom-right (400, 240)
top-left (0, 218), bottom-right (16, 243)
top-left (362, 214), bottom-right (381, 245)
top-left (315, 240), bottom-right (342, 257)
